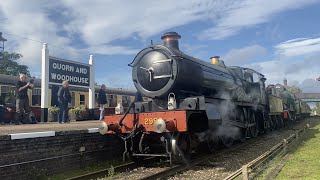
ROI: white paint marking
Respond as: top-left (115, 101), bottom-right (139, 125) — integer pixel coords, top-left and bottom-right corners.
top-left (88, 128), bottom-right (99, 133)
top-left (10, 131), bottom-right (55, 140)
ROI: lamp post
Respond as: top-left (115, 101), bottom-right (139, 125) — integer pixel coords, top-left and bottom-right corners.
top-left (0, 32), bottom-right (7, 60)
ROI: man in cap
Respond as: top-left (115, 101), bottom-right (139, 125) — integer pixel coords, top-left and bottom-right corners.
top-left (15, 73), bottom-right (33, 125)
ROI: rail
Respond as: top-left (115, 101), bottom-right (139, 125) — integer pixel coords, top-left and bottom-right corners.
top-left (67, 157), bottom-right (156, 180)
top-left (141, 138), bottom-right (258, 180)
top-left (224, 123), bottom-right (310, 180)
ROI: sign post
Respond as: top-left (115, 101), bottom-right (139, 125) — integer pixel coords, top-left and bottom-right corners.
top-left (41, 43), bottom-right (49, 122)
top-left (88, 55), bottom-right (95, 119)
top-left (41, 45), bottom-right (93, 122)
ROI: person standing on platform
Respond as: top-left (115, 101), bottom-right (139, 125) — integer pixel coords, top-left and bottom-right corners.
top-left (58, 80), bottom-right (71, 124)
top-left (15, 73), bottom-right (33, 125)
top-left (98, 84), bottom-right (107, 120)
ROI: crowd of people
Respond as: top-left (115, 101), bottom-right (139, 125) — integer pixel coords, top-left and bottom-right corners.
top-left (0, 73), bottom-right (111, 125)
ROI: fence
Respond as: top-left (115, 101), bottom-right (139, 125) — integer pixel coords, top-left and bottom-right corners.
top-left (224, 123), bottom-right (310, 180)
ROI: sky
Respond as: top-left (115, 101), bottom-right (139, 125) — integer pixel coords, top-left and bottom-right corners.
top-left (1, 0), bottom-right (320, 92)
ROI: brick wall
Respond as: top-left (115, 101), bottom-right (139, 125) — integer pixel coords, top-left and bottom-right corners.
top-left (0, 131), bottom-right (124, 180)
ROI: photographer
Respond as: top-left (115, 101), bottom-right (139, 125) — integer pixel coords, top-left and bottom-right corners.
top-left (15, 73), bottom-right (34, 125)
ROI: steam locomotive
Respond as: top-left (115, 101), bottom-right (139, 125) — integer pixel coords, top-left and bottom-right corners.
top-left (100, 32), bottom-right (310, 164)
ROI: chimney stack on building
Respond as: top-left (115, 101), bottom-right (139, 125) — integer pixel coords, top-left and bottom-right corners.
top-left (283, 78), bottom-right (288, 87)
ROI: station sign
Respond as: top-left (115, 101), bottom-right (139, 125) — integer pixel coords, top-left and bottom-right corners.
top-left (48, 56), bottom-right (90, 87)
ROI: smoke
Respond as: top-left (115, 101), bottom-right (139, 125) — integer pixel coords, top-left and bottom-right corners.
top-left (196, 90), bottom-right (241, 144)
top-left (196, 83), bottom-right (264, 146)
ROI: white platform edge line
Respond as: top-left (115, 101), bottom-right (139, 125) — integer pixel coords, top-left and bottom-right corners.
top-left (10, 131), bottom-right (56, 140)
top-left (88, 128), bottom-right (99, 133)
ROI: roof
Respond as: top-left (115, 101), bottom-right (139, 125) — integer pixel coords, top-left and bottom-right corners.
top-left (295, 93), bottom-right (320, 99)
top-left (0, 74), bottom-right (136, 96)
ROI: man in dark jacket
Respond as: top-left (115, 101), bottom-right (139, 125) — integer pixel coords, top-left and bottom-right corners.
top-left (58, 80), bottom-right (71, 124)
top-left (98, 84), bottom-right (107, 120)
top-left (15, 73), bottom-right (33, 125)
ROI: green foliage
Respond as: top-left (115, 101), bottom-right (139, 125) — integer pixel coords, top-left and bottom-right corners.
top-left (48, 106), bottom-right (60, 122)
top-left (312, 103), bottom-right (320, 115)
top-left (286, 86), bottom-right (302, 94)
top-left (107, 165), bottom-right (115, 177)
top-left (68, 105), bottom-right (88, 121)
top-left (276, 122), bottom-right (320, 179)
top-left (48, 159), bottom-right (124, 180)
top-left (0, 51), bottom-right (31, 76)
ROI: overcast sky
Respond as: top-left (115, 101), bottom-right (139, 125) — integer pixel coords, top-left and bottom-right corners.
top-left (1, 0), bottom-right (320, 92)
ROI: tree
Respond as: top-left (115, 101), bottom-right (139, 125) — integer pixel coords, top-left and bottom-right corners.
top-left (286, 86), bottom-right (302, 94)
top-left (0, 51), bottom-right (31, 76)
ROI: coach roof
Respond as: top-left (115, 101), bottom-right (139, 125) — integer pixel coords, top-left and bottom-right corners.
top-left (0, 74), bottom-right (136, 96)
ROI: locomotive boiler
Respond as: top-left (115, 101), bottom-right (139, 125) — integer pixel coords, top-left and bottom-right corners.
top-left (100, 32), bottom-right (272, 164)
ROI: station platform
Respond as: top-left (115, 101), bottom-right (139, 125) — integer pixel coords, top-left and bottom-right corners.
top-left (0, 120), bottom-right (123, 180)
top-left (0, 120), bottom-right (102, 136)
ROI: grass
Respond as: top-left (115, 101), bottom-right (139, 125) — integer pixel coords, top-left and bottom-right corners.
top-left (47, 159), bottom-right (123, 180)
top-left (275, 123), bottom-right (320, 180)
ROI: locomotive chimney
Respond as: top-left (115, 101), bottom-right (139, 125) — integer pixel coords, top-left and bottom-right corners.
top-left (161, 32), bottom-right (181, 50)
top-left (283, 78), bottom-right (288, 87)
top-left (210, 56), bottom-right (220, 65)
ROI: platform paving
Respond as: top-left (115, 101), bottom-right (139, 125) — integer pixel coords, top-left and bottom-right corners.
top-left (0, 120), bottom-right (102, 135)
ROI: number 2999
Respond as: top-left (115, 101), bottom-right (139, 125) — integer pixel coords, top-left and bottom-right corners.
top-left (144, 118), bottom-right (158, 125)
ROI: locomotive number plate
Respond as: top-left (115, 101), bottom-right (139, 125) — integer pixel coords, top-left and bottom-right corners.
top-left (144, 118), bottom-right (157, 125)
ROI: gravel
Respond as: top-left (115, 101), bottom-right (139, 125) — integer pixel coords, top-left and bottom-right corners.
top-left (98, 117), bottom-right (319, 180)
top-left (169, 117), bottom-right (319, 180)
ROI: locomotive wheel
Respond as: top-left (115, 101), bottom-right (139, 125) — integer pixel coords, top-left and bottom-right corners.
top-left (237, 108), bottom-right (247, 142)
top-left (206, 138), bottom-right (219, 154)
top-left (278, 116), bottom-right (284, 128)
top-left (172, 133), bottom-right (191, 164)
top-left (221, 135), bottom-right (234, 148)
top-left (248, 109), bottom-right (258, 138)
top-left (237, 109), bottom-right (248, 142)
top-left (271, 116), bottom-right (278, 130)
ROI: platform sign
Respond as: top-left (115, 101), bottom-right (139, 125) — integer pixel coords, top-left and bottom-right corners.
top-left (49, 56), bottom-right (90, 87)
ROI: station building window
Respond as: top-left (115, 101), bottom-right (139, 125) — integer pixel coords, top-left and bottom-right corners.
top-left (0, 85), bottom-right (16, 106)
top-left (80, 94), bottom-right (85, 105)
top-left (95, 93), bottom-right (99, 107)
top-left (122, 96), bottom-right (131, 107)
top-left (32, 88), bottom-right (41, 106)
top-left (107, 94), bottom-right (117, 107)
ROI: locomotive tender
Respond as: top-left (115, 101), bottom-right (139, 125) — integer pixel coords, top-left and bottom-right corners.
top-left (100, 32), bottom-right (309, 163)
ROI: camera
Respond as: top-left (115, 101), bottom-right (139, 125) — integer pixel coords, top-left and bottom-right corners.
top-left (29, 79), bottom-right (34, 84)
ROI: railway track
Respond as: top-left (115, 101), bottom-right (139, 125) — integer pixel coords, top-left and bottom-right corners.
top-left (67, 138), bottom-right (257, 180)
top-left (140, 138), bottom-right (259, 180)
top-left (67, 158), bottom-right (158, 180)
top-left (68, 118), bottom-right (317, 180)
